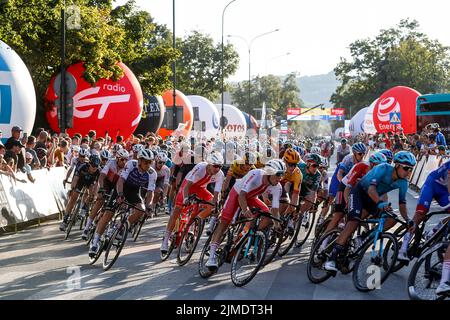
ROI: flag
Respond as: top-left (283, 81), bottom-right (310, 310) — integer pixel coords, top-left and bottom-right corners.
top-left (261, 101), bottom-right (266, 129)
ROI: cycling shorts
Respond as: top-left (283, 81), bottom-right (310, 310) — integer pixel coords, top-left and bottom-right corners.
top-left (334, 182), bottom-right (347, 213)
top-left (175, 179), bottom-right (213, 207)
top-left (105, 186), bottom-right (143, 211)
top-left (221, 188), bottom-right (269, 224)
top-left (417, 175), bottom-right (450, 213)
top-left (347, 183), bottom-right (377, 220)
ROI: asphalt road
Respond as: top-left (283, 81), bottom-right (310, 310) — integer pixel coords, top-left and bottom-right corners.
top-left (0, 154), bottom-right (443, 300)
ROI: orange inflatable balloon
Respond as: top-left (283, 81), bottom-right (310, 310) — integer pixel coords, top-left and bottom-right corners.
top-left (158, 90), bottom-right (193, 139)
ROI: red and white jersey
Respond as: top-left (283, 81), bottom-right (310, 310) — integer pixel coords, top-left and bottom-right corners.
top-left (233, 169), bottom-right (282, 209)
top-left (152, 162), bottom-right (170, 185)
top-left (185, 162), bottom-right (224, 193)
top-left (101, 159), bottom-right (124, 184)
top-left (342, 162), bottom-right (370, 188)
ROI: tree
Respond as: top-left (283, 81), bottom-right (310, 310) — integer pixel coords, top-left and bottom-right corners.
top-left (0, 0), bottom-right (178, 129)
top-left (230, 72), bottom-right (303, 117)
top-left (331, 19), bottom-right (450, 117)
top-left (175, 31), bottom-right (239, 101)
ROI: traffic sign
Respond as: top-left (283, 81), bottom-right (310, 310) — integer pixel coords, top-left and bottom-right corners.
top-left (389, 112), bottom-right (401, 124)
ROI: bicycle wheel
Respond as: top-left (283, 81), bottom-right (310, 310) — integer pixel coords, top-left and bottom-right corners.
top-left (89, 238), bottom-right (105, 265)
top-left (198, 235), bottom-right (216, 278)
top-left (296, 210), bottom-right (316, 248)
top-left (352, 232), bottom-right (398, 292)
top-left (408, 243), bottom-right (446, 300)
top-left (313, 216), bottom-right (332, 246)
top-left (307, 229), bottom-right (340, 284)
top-left (177, 217), bottom-right (204, 266)
top-left (231, 230), bottom-right (268, 287)
top-left (160, 234), bottom-right (175, 261)
top-left (132, 214), bottom-right (146, 242)
top-left (278, 215), bottom-right (301, 257)
top-left (262, 227), bottom-right (282, 266)
top-left (103, 221), bottom-right (129, 271)
top-left (388, 224), bottom-right (411, 273)
top-left (64, 200), bottom-right (81, 240)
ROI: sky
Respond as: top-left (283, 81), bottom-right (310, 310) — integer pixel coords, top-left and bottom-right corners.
top-left (114, 0), bottom-right (450, 82)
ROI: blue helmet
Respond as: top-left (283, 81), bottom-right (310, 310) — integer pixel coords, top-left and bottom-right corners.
top-left (351, 142), bottom-right (367, 154)
top-left (379, 149), bottom-right (393, 163)
top-left (393, 151), bottom-right (416, 167)
top-left (293, 146), bottom-right (305, 157)
top-left (89, 154), bottom-right (101, 168)
top-left (369, 152), bottom-right (387, 165)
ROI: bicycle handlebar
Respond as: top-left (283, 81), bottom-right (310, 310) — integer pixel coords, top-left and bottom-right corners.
top-left (250, 207), bottom-right (282, 223)
top-left (187, 194), bottom-right (215, 207)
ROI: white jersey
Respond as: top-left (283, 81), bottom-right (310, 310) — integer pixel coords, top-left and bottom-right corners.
top-left (152, 162), bottom-right (170, 185)
top-left (120, 160), bottom-right (157, 191)
top-left (185, 162), bottom-right (224, 193)
top-left (233, 169), bottom-right (282, 209)
top-left (101, 159), bottom-right (124, 184)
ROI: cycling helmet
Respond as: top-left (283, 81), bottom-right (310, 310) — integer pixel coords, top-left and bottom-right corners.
top-left (242, 152), bottom-right (256, 165)
top-left (89, 154), bottom-right (101, 167)
top-left (310, 146), bottom-right (321, 155)
top-left (137, 149), bottom-right (154, 161)
top-left (283, 148), bottom-right (300, 164)
top-left (264, 159), bottom-right (286, 175)
top-left (71, 145), bottom-right (80, 153)
top-left (341, 138), bottom-right (348, 144)
top-left (379, 149), bottom-right (393, 163)
top-left (207, 152), bottom-right (224, 165)
top-left (112, 144), bottom-right (122, 153)
top-left (319, 157), bottom-right (328, 168)
top-left (116, 148), bottom-right (129, 159)
top-left (304, 153), bottom-right (322, 166)
top-left (369, 152), bottom-right (387, 165)
top-left (100, 149), bottom-right (111, 160)
top-left (132, 144), bottom-right (144, 153)
top-left (351, 142), bottom-right (367, 154)
top-left (78, 148), bottom-right (90, 157)
top-left (156, 151), bottom-right (168, 163)
top-left (393, 151), bottom-right (416, 167)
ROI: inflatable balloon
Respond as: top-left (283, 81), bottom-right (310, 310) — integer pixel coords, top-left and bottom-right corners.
top-left (0, 40), bottom-right (36, 140)
top-left (334, 127), bottom-right (345, 138)
top-left (349, 107), bottom-right (367, 136)
top-left (363, 99), bottom-right (378, 134)
top-left (45, 62), bottom-right (143, 139)
top-left (373, 86), bottom-right (420, 134)
top-left (187, 95), bottom-right (220, 139)
top-left (215, 104), bottom-right (247, 139)
top-left (158, 90), bottom-right (193, 139)
top-left (134, 95), bottom-right (165, 135)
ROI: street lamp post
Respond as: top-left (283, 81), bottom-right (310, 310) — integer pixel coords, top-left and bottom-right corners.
top-left (227, 29), bottom-right (279, 112)
top-left (221, 0), bottom-right (238, 135)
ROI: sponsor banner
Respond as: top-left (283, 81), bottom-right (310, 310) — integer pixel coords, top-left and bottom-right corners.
top-left (287, 108), bottom-right (345, 121)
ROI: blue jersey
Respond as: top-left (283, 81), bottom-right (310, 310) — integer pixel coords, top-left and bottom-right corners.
top-left (120, 160), bottom-right (157, 191)
top-left (338, 154), bottom-right (355, 176)
top-left (429, 160), bottom-right (450, 187)
top-left (359, 163), bottom-right (408, 204)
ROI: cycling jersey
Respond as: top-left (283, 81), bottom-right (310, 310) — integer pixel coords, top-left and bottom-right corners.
top-left (417, 160), bottom-right (450, 212)
top-left (329, 166), bottom-right (340, 197)
top-left (342, 162), bottom-right (370, 188)
top-left (74, 163), bottom-right (100, 191)
top-left (429, 160), bottom-right (450, 186)
top-left (101, 159), bottom-right (123, 185)
top-left (227, 160), bottom-right (255, 179)
top-left (338, 154), bottom-right (356, 176)
top-left (359, 163), bottom-right (408, 204)
top-left (319, 170), bottom-right (329, 191)
top-left (298, 162), bottom-right (321, 195)
top-left (120, 160), bottom-right (157, 192)
top-left (282, 166), bottom-right (303, 193)
top-left (221, 169), bottom-right (282, 224)
top-left (152, 162), bottom-right (170, 186)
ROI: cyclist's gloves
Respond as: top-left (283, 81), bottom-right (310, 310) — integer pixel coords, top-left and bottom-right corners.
top-left (377, 201), bottom-right (389, 210)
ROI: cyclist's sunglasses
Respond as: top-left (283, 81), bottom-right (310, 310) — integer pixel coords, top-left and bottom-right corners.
top-left (401, 165), bottom-right (414, 172)
top-left (308, 163), bottom-right (319, 168)
top-left (157, 161), bottom-right (165, 165)
top-left (356, 152), bottom-right (364, 156)
top-left (275, 172), bottom-right (284, 177)
top-left (212, 164), bottom-right (222, 169)
top-left (287, 163), bottom-right (297, 168)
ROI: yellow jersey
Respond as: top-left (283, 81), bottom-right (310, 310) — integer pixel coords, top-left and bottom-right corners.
top-left (282, 166), bottom-right (303, 193)
top-left (227, 160), bottom-right (255, 179)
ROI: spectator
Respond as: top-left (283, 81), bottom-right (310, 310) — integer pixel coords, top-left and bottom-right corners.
top-left (53, 139), bottom-right (69, 167)
top-left (392, 134), bottom-right (404, 152)
top-left (36, 148), bottom-right (48, 168)
top-left (22, 152), bottom-right (35, 183)
top-left (336, 138), bottom-right (350, 164)
top-left (434, 127), bottom-right (447, 147)
top-left (421, 134), bottom-right (437, 155)
top-left (35, 130), bottom-right (48, 153)
top-left (5, 126), bottom-right (22, 150)
top-left (0, 129), bottom-right (3, 146)
top-left (116, 135), bottom-right (124, 146)
top-left (26, 136), bottom-right (40, 169)
top-left (0, 158), bottom-right (26, 183)
top-left (5, 140), bottom-right (26, 172)
top-left (438, 145), bottom-right (447, 156)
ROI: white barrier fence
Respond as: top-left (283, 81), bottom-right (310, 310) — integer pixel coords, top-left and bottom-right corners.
top-left (0, 167), bottom-right (68, 230)
top-left (410, 155), bottom-right (449, 189)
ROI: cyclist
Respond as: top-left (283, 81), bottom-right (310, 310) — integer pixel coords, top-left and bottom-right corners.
top-left (398, 158), bottom-right (450, 262)
top-left (99, 149), bottom-right (111, 168)
top-left (336, 138), bottom-right (350, 164)
top-left (89, 149), bottom-right (157, 257)
top-left (316, 157), bottom-right (330, 226)
top-left (64, 147), bottom-right (89, 187)
top-left (324, 151), bottom-right (416, 272)
top-left (160, 152), bottom-right (225, 255)
top-left (60, 154), bottom-right (101, 232)
top-left (205, 159), bottom-right (285, 270)
top-left (280, 148), bottom-right (302, 220)
top-left (297, 153), bottom-right (323, 220)
top-left (152, 151), bottom-right (170, 211)
top-left (131, 144), bottom-right (144, 160)
top-left (81, 148), bottom-right (129, 240)
top-left (222, 152), bottom-right (256, 198)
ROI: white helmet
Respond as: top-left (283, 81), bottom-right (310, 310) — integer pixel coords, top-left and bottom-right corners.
top-left (156, 151), bottom-right (168, 163)
top-left (71, 145), bottom-right (80, 153)
top-left (132, 144), bottom-right (144, 153)
top-left (79, 148), bottom-right (90, 157)
top-left (112, 144), bottom-right (123, 153)
top-left (207, 152), bottom-right (224, 165)
top-left (116, 148), bottom-right (129, 159)
top-left (137, 149), bottom-right (154, 160)
top-left (310, 146), bottom-right (321, 155)
top-left (264, 159), bottom-right (286, 176)
top-left (100, 149), bottom-right (111, 160)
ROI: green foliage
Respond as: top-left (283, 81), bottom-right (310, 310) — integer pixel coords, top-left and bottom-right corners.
top-left (231, 72), bottom-right (304, 117)
top-left (331, 18), bottom-right (450, 117)
top-left (175, 31), bottom-right (239, 101)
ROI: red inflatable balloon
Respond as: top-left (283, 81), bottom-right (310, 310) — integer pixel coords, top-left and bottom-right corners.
top-left (157, 90), bottom-right (193, 139)
top-left (372, 86), bottom-right (420, 134)
top-left (45, 62), bottom-right (143, 139)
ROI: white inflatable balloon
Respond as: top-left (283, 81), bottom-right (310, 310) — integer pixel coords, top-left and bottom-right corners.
top-left (215, 104), bottom-right (247, 139)
top-left (0, 40), bottom-right (36, 140)
top-left (349, 107), bottom-right (368, 136)
top-left (187, 95), bottom-right (220, 139)
top-left (334, 127), bottom-right (345, 138)
top-left (363, 99), bottom-right (378, 134)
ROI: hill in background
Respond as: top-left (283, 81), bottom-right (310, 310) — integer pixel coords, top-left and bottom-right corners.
top-left (296, 71), bottom-right (340, 108)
